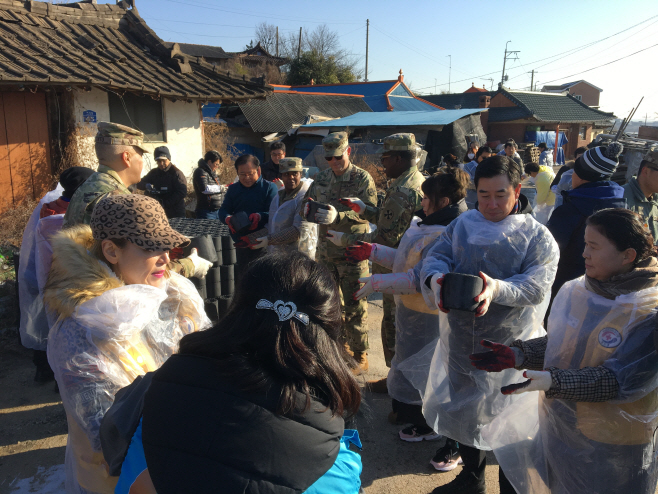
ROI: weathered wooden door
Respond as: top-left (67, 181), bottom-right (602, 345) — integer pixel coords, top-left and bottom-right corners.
top-left (0, 92), bottom-right (52, 213)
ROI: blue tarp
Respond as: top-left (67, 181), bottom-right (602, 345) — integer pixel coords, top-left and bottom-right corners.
top-left (524, 131), bottom-right (568, 165)
top-left (302, 109), bottom-right (485, 128)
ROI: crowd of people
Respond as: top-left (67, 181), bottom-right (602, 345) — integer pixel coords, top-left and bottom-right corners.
top-left (15, 120), bottom-right (658, 494)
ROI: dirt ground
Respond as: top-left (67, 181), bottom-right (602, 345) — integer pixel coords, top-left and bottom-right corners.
top-left (0, 294), bottom-right (505, 494)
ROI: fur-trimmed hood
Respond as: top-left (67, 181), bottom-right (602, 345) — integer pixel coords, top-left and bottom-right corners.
top-left (44, 225), bottom-right (123, 319)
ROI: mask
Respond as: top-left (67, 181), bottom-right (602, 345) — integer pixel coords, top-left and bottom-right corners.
top-left (467, 153), bottom-right (475, 160)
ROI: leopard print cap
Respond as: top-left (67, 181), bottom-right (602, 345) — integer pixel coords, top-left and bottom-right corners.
top-left (91, 194), bottom-right (190, 251)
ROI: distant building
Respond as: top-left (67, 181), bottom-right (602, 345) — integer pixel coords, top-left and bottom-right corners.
top-left (164, 41), bottom-right (287, 72)
top-left (464, 83), bottom-right (489, 93)
top-left (541, 80), bottom-right (603, 109)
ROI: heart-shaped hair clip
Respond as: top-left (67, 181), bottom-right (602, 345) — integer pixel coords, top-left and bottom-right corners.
top-left (256, 299), bottom-right (309, 325)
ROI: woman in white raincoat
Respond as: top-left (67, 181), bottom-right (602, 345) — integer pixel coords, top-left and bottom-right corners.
top-left (417, 155), bottom-right (559, 494)
top-left (350, 168), bottom-right (469, 450)
top-left (476, 208), bottom-right (658, 494)
top-left (44, 194), bottom-right (210, 494)
top-left (247, 157), bottom-right (318, 258)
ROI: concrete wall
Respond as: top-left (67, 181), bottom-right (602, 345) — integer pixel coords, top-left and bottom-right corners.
top-left (639, 126), bottom-right (658, 140)
top-left (72, 88), bottom-right (203, 180)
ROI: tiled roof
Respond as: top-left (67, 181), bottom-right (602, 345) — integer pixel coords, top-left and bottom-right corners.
top-left (0, 0), bottom-right (270, 101)
top-left (499, 90), bottom-right (614, 123)
top-left (238, 92), bottom-right (372, 132)
top-left (488, 107), bottom-right (532, 122)
top-left (163, 42), bottom-right (231, 60)
top-left (420, 92), bottom-right (492, 110)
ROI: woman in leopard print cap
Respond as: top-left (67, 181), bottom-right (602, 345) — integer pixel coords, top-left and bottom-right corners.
top-left (44, 194), bottom-right (211, 494)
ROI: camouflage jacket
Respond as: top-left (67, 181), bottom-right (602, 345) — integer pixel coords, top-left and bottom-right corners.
top-left (303, 164), bottom-right (377, 260)
top-left (62, 165), bottom-right (194, 276)
top-left (344, 166), bottom-right (424, 248)
top-left (63, 165), bottom-right (130, 228)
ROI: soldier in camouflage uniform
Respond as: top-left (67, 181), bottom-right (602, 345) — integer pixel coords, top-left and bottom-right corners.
top-left (301, 132), bottom-right (377, 372)
top-left (64, 122), bottom-right (205, 278)
top-left (328, 133), bottom-right (424, 371)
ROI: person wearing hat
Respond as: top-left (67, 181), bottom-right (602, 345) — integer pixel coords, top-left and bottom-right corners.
top-left (136, 146), bottom-right (188, 219)
top-left (64, 122), bottom-right (211, 279)
top-left (301, 132), bottom-right (377, 373)
top-left (18, 167), bottom-right (95, 384)
top-left (248, 157), bottom-right (318, 256)
top-left (327, 133), bottom-right (424, 383)
top-left (547, 142), bottom-right (626, 304)
top-left (44, 194), bottom-right (211, 494)
top-left (624, 148), bottom-right (658, 244)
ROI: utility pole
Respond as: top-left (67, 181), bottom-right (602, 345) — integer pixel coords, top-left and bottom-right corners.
top-left (276, 26), bottom-right (279, 57)
top-left (297, 27), bottom-right (302, 59)
top-left (501, 41), bottom-right (519, 87)
top-left (530, 70), bottom-right (534, 91)
top-left (447, 55), bottom-right (451, 93)
top-left (365, 19), bottom-right (369, 82)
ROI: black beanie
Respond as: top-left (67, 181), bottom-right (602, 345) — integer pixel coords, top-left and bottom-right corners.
top-left (60, 166), bottom-right (95, 199)
top-left (573, 142), bottom-right (623, 182)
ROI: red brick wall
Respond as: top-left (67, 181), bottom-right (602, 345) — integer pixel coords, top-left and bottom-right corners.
top-left (568, 82), bottom-right (600, 108)
top-left (639, 126), bottom-right (658, 140)
top-left (486, 123), bottom-right (527, 146)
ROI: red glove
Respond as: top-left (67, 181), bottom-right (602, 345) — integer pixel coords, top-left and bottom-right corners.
top-left (501, 377), bottom-right (533, 395)
top-left (436, 276), bottom-right (448, 313)
top-left (234, 236), bottom-right (250, 249)
top-left (248, 213), bottom-right (260, 231)
top-left (225, 215), bottom-right (236, 234)
top-left (346, 241), bottom-right (373, 262)
top-left (338, 197), bottom-right (365, 214)
top-left (469, 340), bottom-right (517, 372)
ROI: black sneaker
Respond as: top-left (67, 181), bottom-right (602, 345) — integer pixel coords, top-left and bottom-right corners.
top-left (34, 367), bottom-right (55, 383)
top-left (430, 440), bottom-right (462, 472)
top-left (431, 468), bottom-right (486, 494)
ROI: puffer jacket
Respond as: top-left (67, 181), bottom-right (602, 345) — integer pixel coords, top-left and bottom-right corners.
top-left (44, 225), bottom-right (210, 494)
top-left (193, 160), bottom-right (224, 211)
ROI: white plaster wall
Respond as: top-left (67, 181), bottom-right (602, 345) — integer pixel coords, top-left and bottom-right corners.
top-left (161, 98), bottom-right (203, 180)
top-left (71, 89), bottom-right (203, 180)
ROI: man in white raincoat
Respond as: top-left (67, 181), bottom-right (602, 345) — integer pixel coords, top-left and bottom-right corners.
top-left (419, 155), bottom-right (559, 494)
top-left (248, 157), bottom-right (318, 258)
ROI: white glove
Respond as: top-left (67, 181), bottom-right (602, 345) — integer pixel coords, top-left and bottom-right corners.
top-left (273, 178), bottom-right (284, 191)
top-left (315, 204), bottom-right (338, 225)
top-left (370, 244), bottom-right (397, 270)
top-left (252, 237), bottom-right (269, 250)
top-left (354, 272), bottom-right (417, 301)
top-left (339, 197), bottom-right (366, 215)
top-left (501, 370), bottom-right (553, 396)
top-left (430, 273), bottom-right (444, 309)
top-left (474, 271), bottom-right (500, 317)
top-left (187, 248), bottom-right (213, 278)
top-left (326, 230), bottom-right (345, 246)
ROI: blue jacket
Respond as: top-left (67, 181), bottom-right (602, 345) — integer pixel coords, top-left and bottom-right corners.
top-left (547, 180), bottom-right (626, 295)
top-left (218, 177), bottom-right (278, 240)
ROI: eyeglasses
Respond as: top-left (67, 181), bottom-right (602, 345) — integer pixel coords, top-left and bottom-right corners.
top-left (325, 156), bottom-right (343, 162)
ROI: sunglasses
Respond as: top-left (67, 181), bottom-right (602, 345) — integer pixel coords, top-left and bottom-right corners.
top-left (324, 156), bottom-right (343, 162)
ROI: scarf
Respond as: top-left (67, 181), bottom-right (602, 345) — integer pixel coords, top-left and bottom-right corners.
top-left (585, 257), bottom-right (658, 300)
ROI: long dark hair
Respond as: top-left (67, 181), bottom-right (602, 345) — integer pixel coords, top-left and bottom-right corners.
top-left (587, 208), bottom-right (656, 265)
top-left (178, 252), bottom-right (361, 418)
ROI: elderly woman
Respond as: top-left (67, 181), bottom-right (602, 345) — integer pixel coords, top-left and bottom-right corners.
top-left (45, 194), bottom-right (210, 494)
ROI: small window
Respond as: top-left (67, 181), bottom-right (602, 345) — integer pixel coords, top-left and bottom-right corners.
top-left (580, 126), bottom-right (587, 140)
top-left (573, 94), bottom-right (582, 101)
top-left (108, 92), bottom-right (164, 142)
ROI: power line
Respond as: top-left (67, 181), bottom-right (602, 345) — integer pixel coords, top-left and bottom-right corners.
top-left (412, 13), bottom-right (658, 92)
top-left (156, 29), bottom-right (255, 39)
top-left (162, 0), bottom-right (362, 24)
top-left (142, 17), bottom-right (299, 31)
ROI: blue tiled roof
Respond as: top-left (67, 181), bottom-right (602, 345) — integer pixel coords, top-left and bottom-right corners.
top-left (302, 109), bottom-right (484, 128)
top-left (287, 81), bottom-right (440, 112)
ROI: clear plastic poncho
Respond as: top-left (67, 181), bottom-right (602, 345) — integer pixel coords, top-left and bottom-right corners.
top-left (388, 217), bottom-right (444, 405)
top-left (47, 272), bottom-right (210, 494)
top-left (414, 210), bottom-right (559, 449)
top-left (483, 278), bottom-right (658, 494)
top-left (18, 185), bottom-right (63, 350)
top-left (268, 178), bottom-right (318, 258)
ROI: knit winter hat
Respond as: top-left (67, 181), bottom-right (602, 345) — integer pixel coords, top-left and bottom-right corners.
top-left (573, 142), bottom-right (623, 182)
top-left (59, 166), bottom-right (95, 199)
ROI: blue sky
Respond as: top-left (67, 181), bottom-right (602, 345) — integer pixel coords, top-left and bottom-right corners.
top-left (134, 0), bottom-right (658, 121)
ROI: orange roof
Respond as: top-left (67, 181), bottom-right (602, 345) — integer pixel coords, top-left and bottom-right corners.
top-left (464, 83), bottom-right (488, 93)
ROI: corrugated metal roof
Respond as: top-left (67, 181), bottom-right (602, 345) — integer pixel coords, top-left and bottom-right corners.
top-left (239, 92), bottom-right (372, 132)
top-left (302, 109), bottom-right (485, 128)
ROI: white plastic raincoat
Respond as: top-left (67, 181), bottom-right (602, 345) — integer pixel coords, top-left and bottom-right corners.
top-left (388, 217), bottom-right (444, 405)
top-left (416, 210), bottom-right (559, 449)
top-left (267, 178), bottom-right (318, 258)
top-left (18, 185), bottom-right (63, 350)
top-left (45, 226), bottom-right (211, 494)
top-left (483, 278), bottom-right (658, 494)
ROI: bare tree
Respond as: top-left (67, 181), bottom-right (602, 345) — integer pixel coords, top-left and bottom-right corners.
top-left (254, 22), bottom-right (278, 54)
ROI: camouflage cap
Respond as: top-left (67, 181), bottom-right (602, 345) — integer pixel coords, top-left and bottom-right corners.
top-left (322, 132), bottom-right (349, 157)
top-left (95, 121), bottom-right (148, 153)
top-left (378, 133), bottom-right (417, 154)
top-left (279, 157), bottom-right (303, 173)
top-left (643, 147), bottom-right (658, 166)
